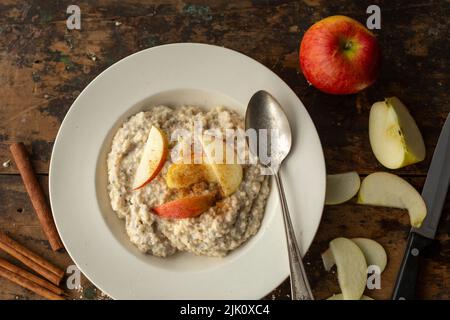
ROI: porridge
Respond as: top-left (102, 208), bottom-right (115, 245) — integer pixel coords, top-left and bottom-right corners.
top-left (107, 106), bottom-right (270, 257)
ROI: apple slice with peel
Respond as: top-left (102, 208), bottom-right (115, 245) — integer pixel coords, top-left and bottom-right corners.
top-left (369, 97), bottom-right (425, 169)
top-left (133, 126), bottom-right (168, 190)
top-left (153, 194), bottom-right (216, 219)
top-left (322, 238), bottom-right (387, 272)
top-left (327, 294), bottom-right (373, 300)
top-left (201, 137), bottom-right (243, 197)
top-left (358, 172), bottom-right (427, 228)
top-left (329, 237), bottom-right (367, 300)
top-left (325, 172), bottom-right (360, 205)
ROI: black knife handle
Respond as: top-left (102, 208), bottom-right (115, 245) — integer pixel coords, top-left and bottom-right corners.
top-left (392, 232), bottom-right (433, 300)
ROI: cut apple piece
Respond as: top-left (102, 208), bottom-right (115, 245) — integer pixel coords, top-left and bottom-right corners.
top-left (201, 137), bottom-right (243, 197)
top-left (132, 126), bottom-right (168, 190)
top-left (358, 172), bottom-right (427, 228)
top-left (166, 136), bottom-right (244, 196)
top-left (369, 97), bottom-right (425, 169)
top-left (321, 248), bottom-right (335, 272)
top-left (165, 164), bottom-right (206, 189)
top-left (329, 237), bottom-right (367, 300)
top-left (153, 194), bottom-right (216, 219)
top-left (327, 293), bottom-right (373, 300)
top-left (322, 238), bottom-right (387, 273)
top-left (325, 172), bottom-right (361, 205)
top-left (204, 163), bottom-right (243, 197)
top-left (351, 238), bottom-right (387, 273)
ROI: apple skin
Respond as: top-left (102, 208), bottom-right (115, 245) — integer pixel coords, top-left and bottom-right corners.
top-left (369, 97), bottom-right (425, 169)
top-left (133, 149), bottom-right (168, 190)
top-left (132, 127), bottom-right (169, 190)
top-left (299, 15), bottom-right (381, 95)
top-left (153, 194), bottom-right (216, 219)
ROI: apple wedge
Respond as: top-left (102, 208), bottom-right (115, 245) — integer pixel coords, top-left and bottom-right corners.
top-left (166, 137), bottom-right (243, 196)
top-left (165, 164), bottom-right (206, 189)
top-left (132, 126), bottom-right (168, 190)
top-left (369, 97), bottom-right (425, 169)
top-left (325, 172), bottom-right (361, 205)
top-left (201, 137), bottom-right (243, 197)
top-left (321, 248), bottom-right (335, 272)
top-left (203, 163), bottom-right (243, 197)
top-left (153, 194), bottom-right (216, 219)
top-left (327, 294), bottom-right (373, 300)
top-left (329, 237), bottom-right (367, 300)
top-left (322, 238), bottom-right (387, 273)
top-left (351, 238), bottom-right (387, 273)
top-left (358, 172), bottom-right (427, 228)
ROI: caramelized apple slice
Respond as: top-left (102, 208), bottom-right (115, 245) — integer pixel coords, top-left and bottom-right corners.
top-left (166, 137), bottom-right (243, 197)
top-left (165, 164), bottom-right (206, 189)
top-left (201, 137), bottom-right (243, 196)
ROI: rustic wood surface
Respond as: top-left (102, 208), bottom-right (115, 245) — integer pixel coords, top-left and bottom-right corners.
top-left (0, 0), bottom-right (448, 300)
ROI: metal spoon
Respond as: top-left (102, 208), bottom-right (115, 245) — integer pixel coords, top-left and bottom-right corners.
top-left (245, 90), bottom-right (314, 300)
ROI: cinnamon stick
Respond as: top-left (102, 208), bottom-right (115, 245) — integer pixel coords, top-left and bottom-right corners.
top-left (0, 258), bottom-right (64, 296)
top-left (0, 232), bottom-right (64, 285)
top-left (0, 232), bottom-right (64, 279)
top-left (9, 142), bottom-right (63, 251)
top-left (0, 265), bottom-right (64, 300)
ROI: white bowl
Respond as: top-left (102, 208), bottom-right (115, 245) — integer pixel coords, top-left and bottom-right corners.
top-left (49, 43), bottom-right (326, 299)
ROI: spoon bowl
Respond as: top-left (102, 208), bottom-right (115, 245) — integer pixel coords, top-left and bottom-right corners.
top-left (246, 91), bottom-right (292, 170)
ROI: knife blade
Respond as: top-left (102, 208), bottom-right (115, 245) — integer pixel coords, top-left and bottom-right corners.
top-left (414, 114), bottom-right (450, 239)
top-left (392, 113), bottom-right (450, 300)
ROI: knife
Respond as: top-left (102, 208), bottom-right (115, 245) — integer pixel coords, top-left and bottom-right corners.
top-left (392, 113), bottom-right (450, 300)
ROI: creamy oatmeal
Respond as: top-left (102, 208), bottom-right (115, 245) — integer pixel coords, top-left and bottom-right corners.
top-left (107, 106), bottom-right (270, 257)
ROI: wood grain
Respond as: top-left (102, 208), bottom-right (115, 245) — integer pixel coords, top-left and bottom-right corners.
top-left (0, 0), bottom-right (448, 299)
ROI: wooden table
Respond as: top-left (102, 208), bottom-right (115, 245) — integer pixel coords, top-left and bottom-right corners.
top-left (0, 0), bottom-right (448, 300)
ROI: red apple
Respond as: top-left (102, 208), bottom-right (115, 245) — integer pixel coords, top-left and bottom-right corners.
top-left (153, 194), bottom-right (216, 219)
top-left (132, 126), bottom-right (168, 190)
top-left (299, 15), bottom-right (381, 95)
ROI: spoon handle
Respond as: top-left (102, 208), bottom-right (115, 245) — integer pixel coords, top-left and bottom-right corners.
top-left (274, 172), bottom-right (314, 300)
